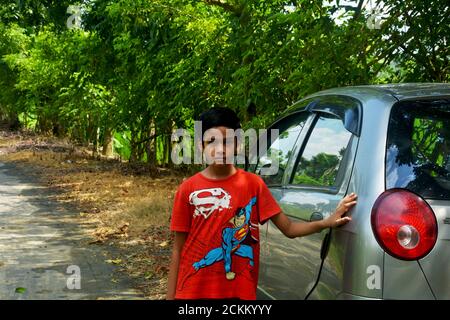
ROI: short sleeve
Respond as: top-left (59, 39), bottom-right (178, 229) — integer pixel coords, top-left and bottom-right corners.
top-left (256, 177), bottom-right (282, 225)
top-left (170, 182), bottom-right (192, 232)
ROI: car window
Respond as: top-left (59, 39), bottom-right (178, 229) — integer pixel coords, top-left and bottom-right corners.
top-left (256, 112), bottom-right (309, 185)
top-left (386, 100), bottom-right (450, 200)
top-left (291, 113), bottom-right (353, 188)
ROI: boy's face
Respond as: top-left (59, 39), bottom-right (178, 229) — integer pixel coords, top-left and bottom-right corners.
top-left (202, 126), bottom-right (239, 166)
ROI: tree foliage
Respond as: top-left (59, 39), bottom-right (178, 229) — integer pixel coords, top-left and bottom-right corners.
top-left (0, 0), bottom-right (448, 165)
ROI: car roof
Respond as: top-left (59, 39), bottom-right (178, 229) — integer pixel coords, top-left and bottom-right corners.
top-left (305, 83), bottom-right (450, 101)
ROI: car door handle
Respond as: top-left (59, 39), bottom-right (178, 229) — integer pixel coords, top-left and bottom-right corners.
top-left (310, 212), bottom-right (324, 222)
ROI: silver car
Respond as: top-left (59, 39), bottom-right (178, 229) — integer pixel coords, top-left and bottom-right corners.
top-left (252, 83), bottom-right (450, 300)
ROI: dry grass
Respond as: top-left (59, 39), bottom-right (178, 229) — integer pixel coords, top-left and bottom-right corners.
top-left (0, 131), bottom-right (25, 148)
top-left (0, 130), bottom-right (188, 299)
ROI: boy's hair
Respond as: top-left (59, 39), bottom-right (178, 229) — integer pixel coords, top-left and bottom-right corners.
top-left (197, 107), bottom-right (241, 138)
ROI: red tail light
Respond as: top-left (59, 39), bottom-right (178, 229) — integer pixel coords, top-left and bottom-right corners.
top-left (371, 189), bottom-right (438, 260)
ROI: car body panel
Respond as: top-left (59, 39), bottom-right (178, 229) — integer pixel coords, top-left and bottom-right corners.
top-left (382, 98), bottom-right (450, 300)
top-left (304, 89), bottom-right (396, 299)
top-left (256, 83), bottom-right (450, 300)
top-left (418, 200), bottom-right (450, 299)
top-left (383, 254), bottom-right (435, 299)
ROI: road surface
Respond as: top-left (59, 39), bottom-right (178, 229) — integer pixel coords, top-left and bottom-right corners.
top-left (0, 161), bottom-right (143, 299)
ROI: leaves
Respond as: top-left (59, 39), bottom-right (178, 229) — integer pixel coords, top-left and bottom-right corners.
top-left (15, 287), bottom-right (27, 294)
top-left (0, 0), bottom-right (448, 165)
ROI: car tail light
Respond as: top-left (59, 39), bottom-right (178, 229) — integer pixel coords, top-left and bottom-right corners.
top-left (371, 188), bottom-right (438, 260)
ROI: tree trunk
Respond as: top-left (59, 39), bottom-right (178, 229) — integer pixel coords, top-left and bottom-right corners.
top-left (37, 113), bottom-right (51, 133)
top-left (163, 121), bottom-right (173, 167)
top-left (8, 112), bottom-right (21, 131)
top-left (146, 119), bottom-right (157, 167)
top-left (92, 127), bottom-right (100, 158)
top-left (102, 127), bottom-right (114, 157)
top-left (129, 128), bottom-right (138, 163)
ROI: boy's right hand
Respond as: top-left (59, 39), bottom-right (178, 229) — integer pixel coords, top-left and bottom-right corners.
top-left (324, 193), bottom-right (357, 228)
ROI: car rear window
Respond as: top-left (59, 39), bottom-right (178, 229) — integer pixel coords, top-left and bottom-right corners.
top-left (386, 99), bottom-right (450, 200)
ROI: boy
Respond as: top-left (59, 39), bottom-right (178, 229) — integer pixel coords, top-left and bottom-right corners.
top-left (167, 107), bottom-right (357, 300)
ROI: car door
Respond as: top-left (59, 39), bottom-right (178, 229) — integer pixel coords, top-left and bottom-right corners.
top-left (251, 110), bottom-right (312, 299)
top-left (258, 95), bottom-right (361, 300)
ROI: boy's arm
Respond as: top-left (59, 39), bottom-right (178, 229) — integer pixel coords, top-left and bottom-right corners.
top-left (166, 231), bottom-right (188, 300)
top-left (270, 193), bottom-right (357, 238)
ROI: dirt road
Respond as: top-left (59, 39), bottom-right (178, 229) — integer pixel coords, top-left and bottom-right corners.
top-left (0, 161), bottom-right (143, 299)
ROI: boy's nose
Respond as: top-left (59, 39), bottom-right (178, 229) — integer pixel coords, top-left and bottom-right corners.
top-left (215, 143), bottom-right (225, 154)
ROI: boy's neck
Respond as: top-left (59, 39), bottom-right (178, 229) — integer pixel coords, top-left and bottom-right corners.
top-left (202, 164), bottom-right (237, 180)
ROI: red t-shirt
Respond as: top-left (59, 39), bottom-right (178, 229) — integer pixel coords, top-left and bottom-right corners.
top-left (170, 167), bottom-right (282, 300)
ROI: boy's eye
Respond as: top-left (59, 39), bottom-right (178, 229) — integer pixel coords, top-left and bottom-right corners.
top-left (203, 138), bottom-right (235, 146)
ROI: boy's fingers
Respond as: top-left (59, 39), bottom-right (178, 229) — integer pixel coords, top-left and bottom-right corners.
top-left (345, 201), bottom-right (357, 207)
top-left (341, 196), bottom-right (355, 204)
top-left (335, 216), bottom-right (352, 227)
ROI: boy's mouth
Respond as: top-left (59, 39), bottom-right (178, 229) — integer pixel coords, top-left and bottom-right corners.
top-left (213, 158), bottom-right (235, 165)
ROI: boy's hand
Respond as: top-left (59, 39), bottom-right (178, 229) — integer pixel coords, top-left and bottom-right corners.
top-left (324, 193), bottom-right (357, 228)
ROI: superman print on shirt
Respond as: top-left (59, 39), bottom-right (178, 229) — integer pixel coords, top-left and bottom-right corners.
top-left (170, 168), bottom-right (281, 300)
